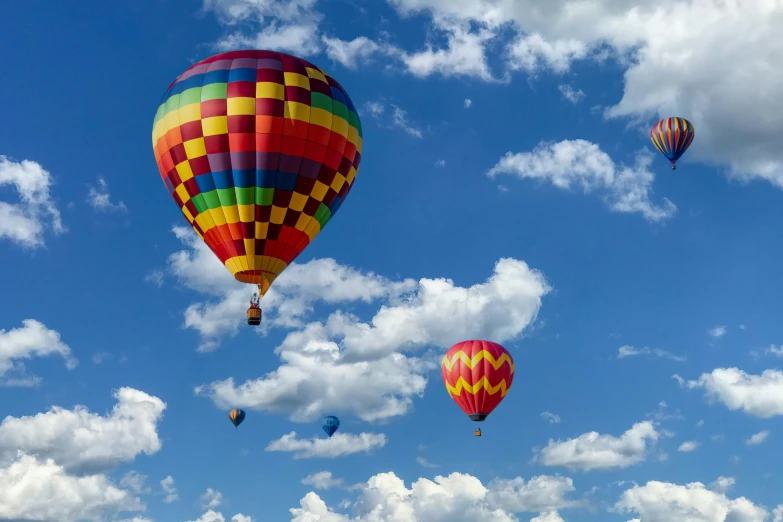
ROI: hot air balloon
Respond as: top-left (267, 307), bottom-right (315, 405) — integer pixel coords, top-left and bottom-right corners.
top-left (152, 50), bottom-right (363, 326)
top-left (650, 117), bottom-right (694, 170)
top-left (322, 415), bottom-right (340, 438)
top-left (441, 340), bottom-right (514, 436)
top-left (229, 409), bottom-right (246, 429)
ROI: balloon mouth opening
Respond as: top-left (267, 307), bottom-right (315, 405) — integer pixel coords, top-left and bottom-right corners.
top-left (469, 414), bottom-right (488, 422)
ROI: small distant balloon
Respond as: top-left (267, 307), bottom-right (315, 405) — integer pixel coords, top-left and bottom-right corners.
top-left (229, 409), bottom-right (246, 428)
top-left (650, 117), bottom-right (695, 170)
top-left (322, 415), bottom-right (340, 437)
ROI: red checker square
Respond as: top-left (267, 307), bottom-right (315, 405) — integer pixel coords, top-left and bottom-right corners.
top-left (328, 132), bottom-right (348, 155)
top-left (256, 133), bottom-right (282, 153)
top-left (294, 176), bottom-right (315, 194)
top-left (303, 141), bottom-right (327, 163)
top-left (180, 120), bottom-right (203, 141)
top-left (201, 99), bottom-right (227, 118)
top-left (232, 239), bottom-right (246, 256)
top-left (337, 181), bottom-right (350, 200)
top-left (283, 118), bottom-right (310, 140)
top-left (256, 116), bottom-right (283, 135)
top-left (338, 157), bottom-right (353, 175)
top-left (283, 211), bottom-right (300, 227)
top-left (281, 136), bottom-right (306, 157)
top-left (302, 197), bottom-right (321, 216)
top-left (183, 178), bottom-right (200, 196)
top-left (281, 55), bottom-right (307, 75)
top-left (228, 115), bottom-right (255, 133)
top-left (160, 152), bottom-right (176, 174)
top-left (256, 68), bottom-right (284, 83)
top-left (307, 124), bottom-right (331, 146)
top-left (184, 200), bottom-right (199, 217)
top-left (285, 86), bottom-right (310, 104)
top-left (263, 239), bottom-right (278, 256)
top-left (240, 221), bottom-right (254, 240)
top-left (254, 239), bottom-right (266, 255)
top-left (256, 205), bottom-right (272, 222)
top-left (272, 190), bottom-right (292, 207)
top-left (256, 98), bottom-right (284, 116)
top-left (322, 189), bottom-right (337, 207)
top-left (189, 155), bottom-right (212, 177)
top-left (267, 223), bottom-right (282, 241)
top-left (322, 147), bottom-right (343, 171)
top-left (228, 133), bottom-right (255, 152)
top-left (316, 165), bottom-right (337, 185)
top-left (169, 143), bottom-right (187, 165)
top-left (205, 134), bottom-right (230, 154)
top-left (167, 168), bottom-right (182, 188)
top-left (342, 142), bottom-right (357, 163)
top-left (227, 81), bottom-right (256, 98)
top-left (172, 191), bottom-right (184, 207)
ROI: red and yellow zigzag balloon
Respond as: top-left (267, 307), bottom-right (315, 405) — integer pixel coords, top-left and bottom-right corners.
top-left (441, 340), bottom-right (514, 422)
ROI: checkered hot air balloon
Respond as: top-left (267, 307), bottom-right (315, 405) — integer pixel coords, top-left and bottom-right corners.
top-left (441, 340), bottom-right (514, 435)
top-left (152, 50), bottom-right (363, 326)
top-left (650, 117), bottom-right (695, 170)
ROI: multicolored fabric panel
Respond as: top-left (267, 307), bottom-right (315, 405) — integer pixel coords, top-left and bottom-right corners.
top-left (441, 340), bottom-right (515, 419)
top-left (152, 50), bottom-right (363, 295)
top-left (650, 117), bottom-right (694, 165)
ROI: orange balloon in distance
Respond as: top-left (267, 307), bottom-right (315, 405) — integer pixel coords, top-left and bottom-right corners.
top-left (441, 340), bottom-right (514, 423)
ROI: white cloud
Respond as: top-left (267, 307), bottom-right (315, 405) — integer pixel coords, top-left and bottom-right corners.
top-left (323, 35), bottom-right (390, 68)
top-left (435, 159), bottom-right (446, 167)
top-left (616, 479), bottom-right (767, 522)
top-left (774, 505), bottom-right (783, 522)
top-left (120, 471), bottom-right (151, 495)
top-left (464, 98), bottom-right (472, 108)
top-left (686, 368), bottom-right (783, 418)
top-left (709, 476), bottom-right (735, 494)
top-left (291, 471), bottom-right (581, 521)
top-left (0, 155), bottom-right (64, 248)
top-left (535, 421), bottom-right (659, 471)
top-left (617, 345), bottom-right (686, 362)
top-left (0, 454), bottom-right (145, 522)
top-left (302, 471), bottom-right (344, 489)
top-left (531, 513), bottom-right (564, 522)
top-left (0, 319), bottom-right (77, 387)
top-left (745, 430), bottom-right (769, 445)
top-left (487, 140), bottom-right (676, 222)
top-left (541, 412), bottom-right (561, 424)
top-left (708, 326), bottom-right (727, 338)
top-left (391, 105), bottom-right (423, 138)
top-left (765, 345), bottom-right (783, 357)
top-left (416, 456), bottom-right (440, 468)
top-left (678, 440), bottom-right (699, 452)
top-left (161, 475), bottom-right (179, 503)
top-left (266, 431), bottom-right (386, 459)
top-left (189, 510), bottom-right (226, 522)
top-left (200, 487), bottom-right (223, 509)
top-left (557, 84), bottom-right (585, 104)
top-left (362, 101), bottom-right (385, 119)
top-left (87, 177), bottom-right (127, 212)
top-left (0, 387), bottom-right (166, 474)
top-left (195, 257), bottom-right (549, 421)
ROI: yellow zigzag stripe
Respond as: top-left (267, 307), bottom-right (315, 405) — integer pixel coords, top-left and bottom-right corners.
top-left (441, 350), bottom-right (515, 372)
top-left (445, 376), bottom-right (511, 397)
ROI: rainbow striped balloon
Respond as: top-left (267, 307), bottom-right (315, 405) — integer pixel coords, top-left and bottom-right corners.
top-left (650, 117), bottom-right (694, 170)
top-left (152, 50), bottom-right (363, 298)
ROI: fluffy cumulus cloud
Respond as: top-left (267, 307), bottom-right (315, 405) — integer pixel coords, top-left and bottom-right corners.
top-left (487, 140), bottom-right (676, 222)
top-left (290, 471), bottom-right (580, 521)
top-left (161, 475), bottom-right (179, 503)
top-left (194, 253), bottom-right (549, 421)
top-left (87, 176), bottom-right (127, 212)
top-left (615, 479), bottom-right (768, 522)
top-left (0, 319), bottom-right (78, 387)
top-left (302, 471), bottom-right (345, 489)
top-left (0, 155), bottom-right (64, 248)
top-left (686, 368), bottom-right (783, 418)
top-left (267, 431), bottom-right (387, 459)
top-left (188, 510), bottom-right (252, 522)
top-left (535, 421), bottom-right (660, 471)
top-left (0, 387), bottom-right (166, 473)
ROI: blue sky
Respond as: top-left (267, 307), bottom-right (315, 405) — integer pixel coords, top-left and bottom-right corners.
top-left (1, 1), bottom-right (783, 521)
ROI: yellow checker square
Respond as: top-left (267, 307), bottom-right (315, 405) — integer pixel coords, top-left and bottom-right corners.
top-left (223, 204), bottom-right (240, 224)
top-left (284, 72), bottom-right (310, 90)
top-left (309, 107), bottom-right (333, 129)
top-left (304, 220), bottom-right (321, 241)
top-left (331, 115), bottom-right (349, 138)
top-left (152, 120), bottom-right (165, 143)
top-left (175, 161), bottom-right (194, 182)
top-left (236, 255), bottom-right (249, 272)
top-left (163, 111), bottom-right (179, 134)
top-left (305, 67), bottom-right (328, 84)
top-left (270, 205), bottom-right (287, 224)
top-left (310, 180), bottom-right (329, 201)
top-left (183, 137), bottom-right (207, 159)
top-left (178, 103), bottom-right (201, 124)
top-left (284, 101), bottom-right (310, 123)
top-left (243, 239), bottom-right (256, 268)
top-left (347, 126), bottom-right (359, 146)
top-left (294, 213), bottom-right (311, 231)
top-left (227, 97), bottom-right (255, 116)
top-left (226, 258), bottom-right (240, 275)
top-left (255, 222), bottom-right (269, 239)
top-left (182, 205), bottom-right (195, 223)
top-left (289, 192), bottom-right (308, 212)
top-left (346, 166), bottom-right (357, 184)
top-left (238, 204), bottom-right (254, 223)
top-left (194, 213), bottom-right (212, 232)
top-left (356, 135), bottom-right (363, 154)
top-left (256, 82), bottom-right (285, 100)
top-left (202, 116), bottom-right (228, 136)
top-left (174, 183), bottom-right (191, 204)
top-left (271, 258), bottom-right (287, 274)
top-left (209, 208), bottom-right (226, 226)
top-left (330, 173), bottom-right (346, 192)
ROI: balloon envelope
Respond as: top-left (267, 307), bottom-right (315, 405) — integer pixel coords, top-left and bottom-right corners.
top-left (322, 415), bottom-right (340, 437)
top-left (650, 117), bottom-right (694, 166)
top-left (229, 409), bottom-right (246, 427)
top-left (152, 50), bottom-right (363, 298)
top-left (441, 340), bottom-right (514, 421)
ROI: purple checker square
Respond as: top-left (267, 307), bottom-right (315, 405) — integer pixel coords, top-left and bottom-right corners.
top-left (207, 59), bottom-right (233, 72)
top-left (208, 153), bottom-right (232, 172)
top-left (231, 58), bottom-right (258, 69)
top-left (257, 59), bottom-right (283, 70)
top-left (298, 158), bottom-right (321, 179)
top-left (278, 154), bottom-right (303, 175)
top-left (256, 152), bottom-right (281, 171)
top-left (230, 152), bottom-right (256, 170)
